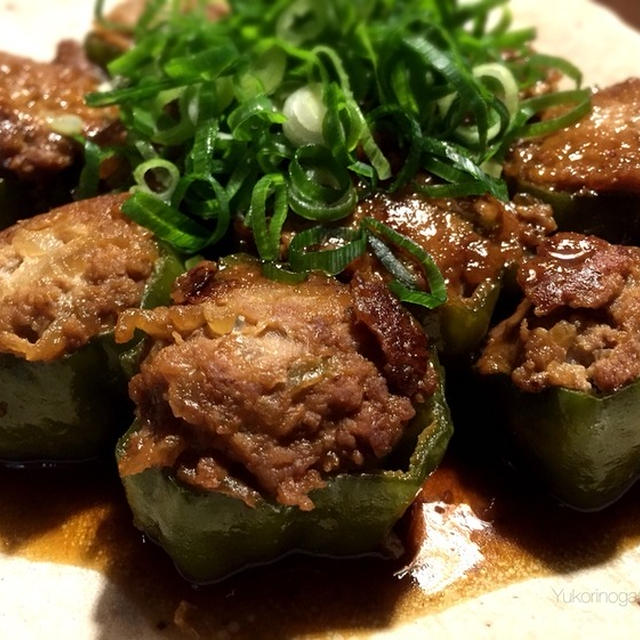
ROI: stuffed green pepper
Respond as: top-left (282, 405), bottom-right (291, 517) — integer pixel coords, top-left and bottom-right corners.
top-left (0, 193), bottom-right (183, 463)
top-left (504, 79), bottom-right (640, 243)
top-left (115, 256), bottom-right (452, 582)
top-left (351, 187), bottom-right (556, 357)
top-left (477, 232), bottom-right (640, 510)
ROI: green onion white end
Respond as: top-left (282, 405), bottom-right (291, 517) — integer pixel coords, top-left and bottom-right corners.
top-left (282, 84), bottom-right (327, 147)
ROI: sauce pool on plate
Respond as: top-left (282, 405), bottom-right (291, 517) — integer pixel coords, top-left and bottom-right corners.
top-left (1, 446), bottom-right (638, 638)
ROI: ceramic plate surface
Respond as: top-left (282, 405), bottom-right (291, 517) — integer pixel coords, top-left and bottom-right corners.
top-left (1, 1), bottom-right (640, 638)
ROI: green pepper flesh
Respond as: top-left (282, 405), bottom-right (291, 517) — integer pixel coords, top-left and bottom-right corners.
top-left (0, 337), bottom-right (127, 462)
top-left (487, 375), bottom-right (640, 510)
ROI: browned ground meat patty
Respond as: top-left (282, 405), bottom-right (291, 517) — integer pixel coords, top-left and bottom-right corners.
top-left (0, 194), bottom-right (159, 362)
top-left (477, 232), bottom-right (640, 394)
top-left (116, 258), bottom-right (435, 511)
top-left (353, 189), bottom-right (555, 299)
top-left (504, 79), bottom-right (640, 194)
top-left (0, 42), bottom-right (119, 180)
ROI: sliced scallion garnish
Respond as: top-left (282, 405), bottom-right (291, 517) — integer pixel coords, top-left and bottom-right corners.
top-left (133, 158), bottom-right (181, 201)
top-left (362, 218), bottom-right (447, 310)
top-left (288, 226), bottom-right (367, 275)
top-left (83, 0), bottom-right (590, 308)
top-left (248, 173), bottom-right (289, 261)
top-left (122, 191), bottom-right (211, 252)
top-left (261, 261), bottom-right (308, 284)
top-left (518, 89), bottom-right (592, 138)
top-left (75, 140), bottom-right (106, 201)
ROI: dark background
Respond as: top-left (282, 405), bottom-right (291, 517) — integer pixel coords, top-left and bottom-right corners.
top-left (598, 1), bottom-right (640, 27)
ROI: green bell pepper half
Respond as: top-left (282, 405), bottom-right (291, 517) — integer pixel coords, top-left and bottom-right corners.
top-left (117, 356), bottom-right (453, 583)
top-left (485, 375), bottom-right (640, 511)
top-left (0, 245), bottom-right (184, 463)
top-left (0, 336), bottom-right (128, 463)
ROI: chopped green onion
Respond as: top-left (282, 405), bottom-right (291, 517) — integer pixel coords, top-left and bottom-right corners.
top-left (93, 0), bottom-right (133, 33)
top-left (361, 217), bottom-right (447, 310)
top-left (248, 174), bottom-right (289, 261)
top-left (288, 145), bottom-right (357, 221)
top-left (163, 43), bottom-right (239, 82)
top-left (276, 0), bottom-right (325, 45)
top-left (421, 138), bottom-right (509, 200)
top-left (172, 174), bottom-right (230, 246)
top-left (82, 0), bottom-right (591, 281)
top-left (253, 46), bottom-right (288, 95)
top-left (133, 159), bottom-right (181, 201)
top-left (75, 140), bottom-right (104, 201)
top-left (367, 105), bottom-right (422, 192)
top-left (289, 226), bottom-right (367, 275)
top-left (186, 119), bottom-right (219, 175)
top-left (474, 62), bottom-right (519, 119)
top-left (401, 33), bottom-right (490, 149)
top-left (519, 89), bottom-right (592, 138)
top-left (526, 53), bottom-right (583, 88)
top-left (227, 95), bottom-right (287, 141)
top-left (282, 84), bottom-right (327, 147)
top-left (414, 180), bottom-right (493, 199)
top-left (122, 191), bottom-right (211, 252)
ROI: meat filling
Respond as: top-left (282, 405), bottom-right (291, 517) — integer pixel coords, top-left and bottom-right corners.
top-left (0, 194), bottom-right (159, 361)
top-left (504, 79), bottom-right (640, 194)
top-left (116, 258), bottom-right (435, 511)
top-left (353, 188), bottom-right (555, 299)
top-left (478, 233), bottom-right (640, 394)
top-left (0, 42), bottom-right (119, 179)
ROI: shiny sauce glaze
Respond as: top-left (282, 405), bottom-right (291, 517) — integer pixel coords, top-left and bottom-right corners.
top-left (353, 189), bottom-right (555, 300)
top-left (1, 443), bottom-right (639, 638)
top-left (504, 79), bottom-right (640, 194)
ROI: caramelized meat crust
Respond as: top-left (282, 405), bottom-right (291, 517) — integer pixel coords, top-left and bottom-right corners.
top-left (351, 271), bottom-right (430, 397)
top-left (0, 42), bottom-right (119, 179)
top-left (354, 189), bottom-right (555, 299)
top-left (117, 259), bottom-right (433, 510)
top-left (504, 79), bottom-right (640, 194)
top-left (478, 233), bottom-right (640, 394)
top-left (518, 234), bottom-right (634, 315)
top-left (0, 194), bottom-right (159, 361)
